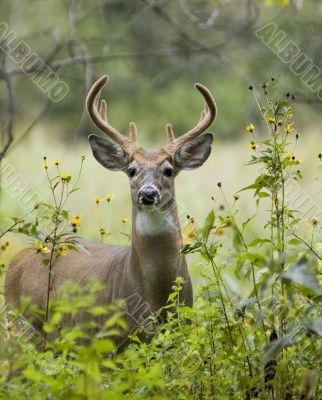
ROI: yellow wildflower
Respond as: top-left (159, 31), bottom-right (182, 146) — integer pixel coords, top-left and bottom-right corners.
top-left (233, 194), bottom-right (240, 201)
top-left (94, 196), bottom-right (103, 204)
top-left (70, 215), bottom-right (81, 231)
top-left (248, 141), bottom-right (258, 150)
top-left (215, 228), bottom-right (225, 236)
top-left (245, 124), bottom-right (255, 133)
top-left (106, 194), bottom-right (115, 203)
top-left (267, 115), bottom-right (275, 124)
top-left (284, 152), bottom-right (292, 160)
top-left (42, 161), bottom-right (49, 169)
top-left (7, 321), bottom-right (14, 333)
top-left (291, 155), bottom-right (302, 164)
top-left (310, 217), bottom-right (319, 227)
top-left (121, 216), bottom-right (129, 224)
top-left (0, 241), bottom-right (9, 251)
top-left (59, 172), bottom-right (71, 182)
top-left (57, 243), bottom-right (69, 256)
top-left (182, 220), bottom-right (196, 245)
top-left (34, 241), bottom-right (50, 254)
top-left (285, 122), bottom-right (294, 134)
top-left (100, 228), bottom-right (109, 237)
top-left (54, 160), bottom-right (60, 166)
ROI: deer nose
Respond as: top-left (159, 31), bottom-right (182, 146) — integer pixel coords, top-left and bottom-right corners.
top-left (138, 186), bottom-right (160, 206)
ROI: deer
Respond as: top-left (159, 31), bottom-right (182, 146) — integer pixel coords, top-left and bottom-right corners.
top-left (4, 75), bottom-right (217, 344)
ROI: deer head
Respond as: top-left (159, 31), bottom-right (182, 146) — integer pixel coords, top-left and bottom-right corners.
top-left (87, 75), bottom-right (217, 210)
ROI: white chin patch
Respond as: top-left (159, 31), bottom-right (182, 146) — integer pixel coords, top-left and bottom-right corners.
top-left (135, 209), bottom-right (174, 236)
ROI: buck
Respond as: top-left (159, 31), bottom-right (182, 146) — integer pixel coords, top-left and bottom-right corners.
top-left (5, 75), bottom-right (217, 341)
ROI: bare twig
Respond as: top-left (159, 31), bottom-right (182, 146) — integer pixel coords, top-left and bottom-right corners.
top-left (0, 71), bottom-right (14, 161)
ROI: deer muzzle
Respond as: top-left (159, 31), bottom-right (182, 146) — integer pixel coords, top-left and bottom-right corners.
top-left (138, 185), bottom-right (160, 206)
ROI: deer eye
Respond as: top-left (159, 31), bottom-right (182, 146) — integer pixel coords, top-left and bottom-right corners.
top-left (163, 167), bottom-right (173, 177)
top-left (128, 167), bottom-right (137, 178)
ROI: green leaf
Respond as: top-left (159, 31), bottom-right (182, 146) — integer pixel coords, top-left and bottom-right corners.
top-left (52, 181), bottom-right (60, 191)
top-left (202, 210), bottom-right (215, 240)
top-left (257, 191), bottom-right (270, 198)
top-left (248, 238), bottom-right (271, 247)
top-left (31, 223), bottom-right (38, 236)
top-left (41, 203), bottom-right (55, 211)
top-left (232, 230), bottom-right (243, 251)
top-left (274, 99), bottom-right (288, 116)
top-left (261, 336), bottom-right (293, 366)
top-left (288, 238), bottom-right (301, 246)
top-left (61, 210), bottom-right (69, 220)
top-left (102, 359), bottom-right (118, 370)
top-left (239, 175), bottom-right (274, 197)
top-left (282, 257), bottom-right (322, 296)
top-left (69, 187), bottom-right (80, 195)
top-left (239, 183), bottom-right (257, 192)
top-left (104, 312), bottom-right (126, 329)
top-left (167, 292), bottom-right (177, 303)
top-left (307, 317), bottom-right (322, 336)
top-left (92, 338), bottom-right (115, 353)
top-left (90, 306), bottom-right (108, 316)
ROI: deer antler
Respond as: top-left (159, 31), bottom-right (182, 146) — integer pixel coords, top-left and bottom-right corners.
top-left (164, 83), bottom-right (217, 155)
top-left (86, 75), bottom-right (139, 154)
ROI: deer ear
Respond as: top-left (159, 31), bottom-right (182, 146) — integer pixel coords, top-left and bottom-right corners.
top-left (174, 132), bottom-right (213, 170)
top-left (89, 134), bottom-right (129, 171)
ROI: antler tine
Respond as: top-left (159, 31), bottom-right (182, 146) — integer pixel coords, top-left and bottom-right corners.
top-left (86, 75), bottom-right (138, 153)
top-left (166, 123), bottom-right (175, 142)
top-left (129, 122), bottom-right (137, 141)
top-left (165, 83), bottom-right (217, 154)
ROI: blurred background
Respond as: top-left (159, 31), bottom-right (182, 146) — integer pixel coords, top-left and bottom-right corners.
top-left (1, 0), bottom-right (322, 281)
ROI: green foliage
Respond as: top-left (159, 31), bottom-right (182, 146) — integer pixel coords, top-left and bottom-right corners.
top-left (0, 82), bottom-right (321, 399)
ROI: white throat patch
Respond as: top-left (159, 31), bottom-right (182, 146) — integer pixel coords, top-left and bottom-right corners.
top-left (135, 208), bottom-right (175, 236)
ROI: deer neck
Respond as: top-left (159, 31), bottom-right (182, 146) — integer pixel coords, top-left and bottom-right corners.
top-left (131, 201), bottom-right (182, 310)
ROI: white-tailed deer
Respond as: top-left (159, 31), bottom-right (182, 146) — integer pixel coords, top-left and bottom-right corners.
top-left (5, 75), bottom-right (217, 341)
